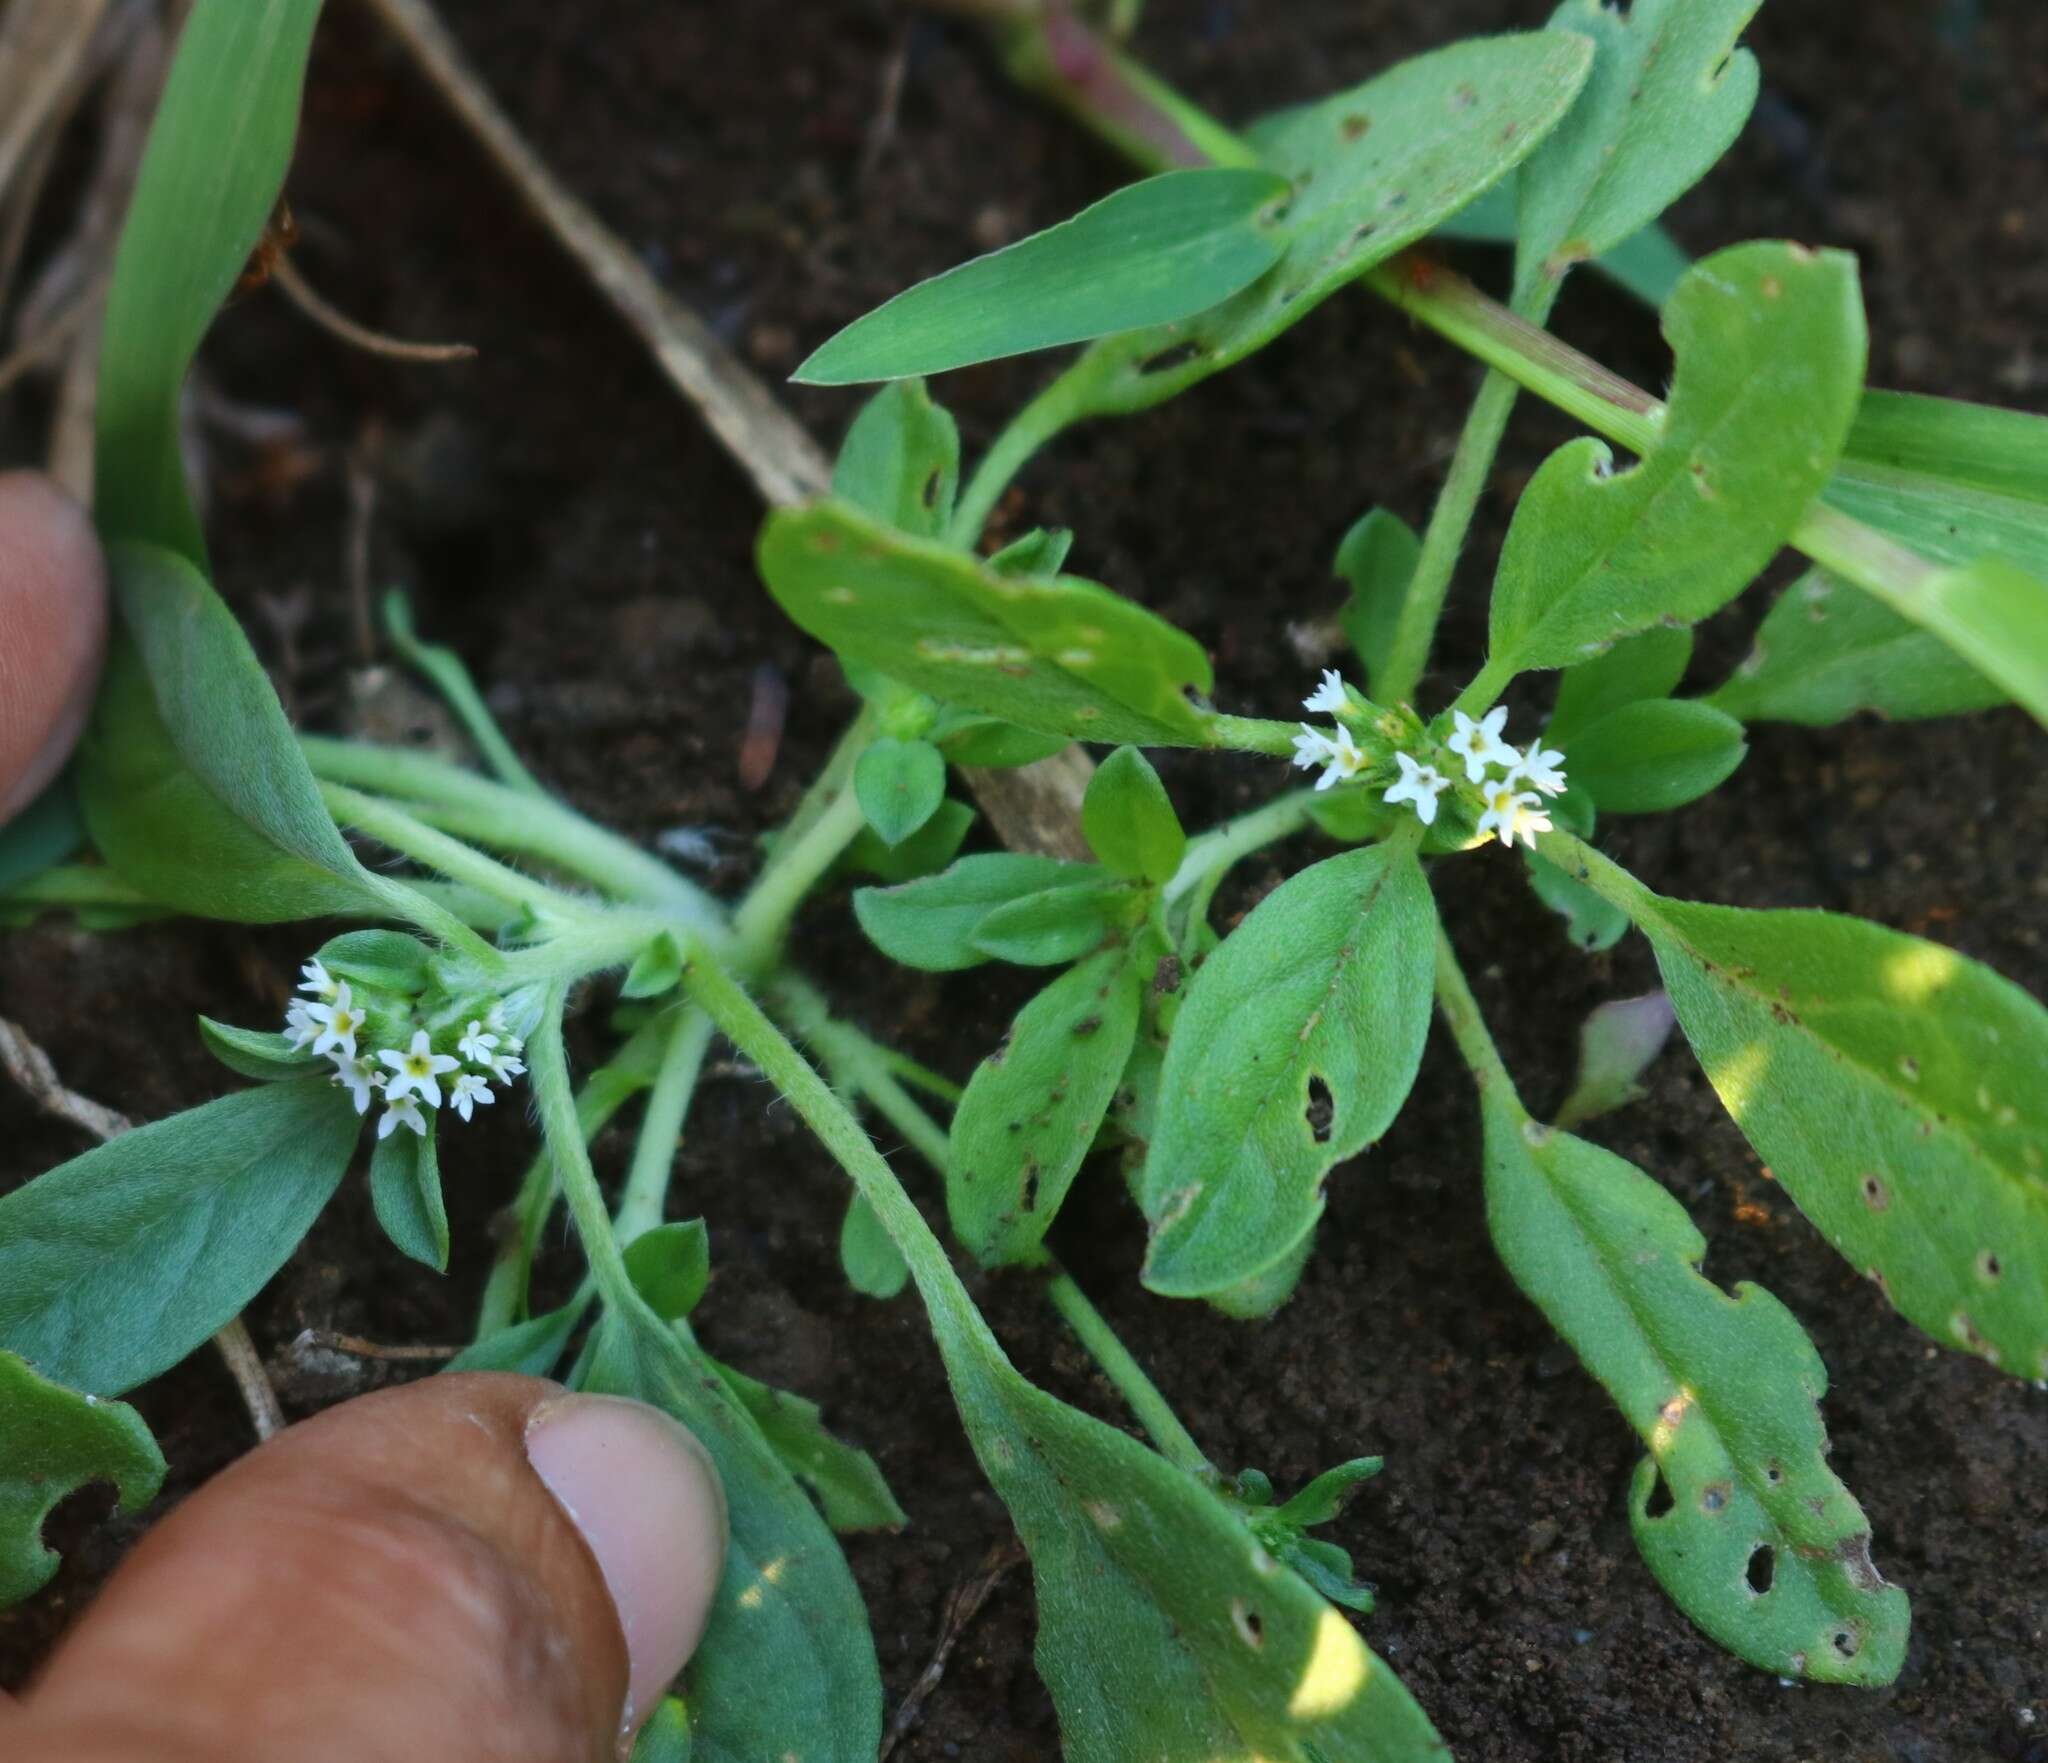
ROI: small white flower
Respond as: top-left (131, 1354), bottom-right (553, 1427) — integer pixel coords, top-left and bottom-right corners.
top-left (297, 957), bottom-right (339, 1001)
top-left (302, 982), bottom-right (365, 1061)
top-left (377, 1094), bottom-right (428, 1140)
top-left (485, 999), bottom-right (508, 1034)
top-left (457, 1019), bottom-right (499, 1065)
top-left (487, 1049), bottom-right (527, 1085)
top-left (378, 1028), bottom-right (460, 1108)
top-left (330, 1052), bottom-right (384, 1116)
top-left (1448, 707), bottom-right (1517, 784)
top-left (1504, 738), bottom-right (1568, 797)
top-left (1290, 723), bottom-right (1337, 772)
top-left (1302, 668), bottom-right (1350, 716)
top-left (284, 998), bottom-right (319, 1051)
top-left (1477, 781), bottom-right (1554, 851)
top-left (449, 1072), bottom-right (495, 1123)
top-left (1304, 723), bottom-right (1365, 792)
top-left (1383, 752), bottom-right (1450, 826)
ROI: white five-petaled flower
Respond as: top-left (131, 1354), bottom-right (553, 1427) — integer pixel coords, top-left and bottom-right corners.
top-left (1477, 781), bottom-right (1553, 851)
top-left (457, 1019), bottom-right (499, 1065)
top-left (1291, 722), bottom-right (1366, 791)
top-left (1302, 668), bottom-right (1350, 716)
top-left (331, 1052), bottom-right (384, 1116)
top-left (1383, 752), bottom-right (1450, 826)
top-left (378, 1094), bottom-right (428, 1140)
top-left (486, 1049), bottom-right (527, 1085)
top-left (1448, 707), bottom-right (1516, 784)
top-left (298, 957), bottom-right (339, 1001)
top-left (449, 1072), bottom-right (495, 1123)
top-left (1504, 738), bottom-right (1568, 798)
top-left (302, 982), bottom-right (365, 1061)
top-left (284, 998), bottom-right (319, 1051)
top-left (379, 1029), bottom-right (460, 1108)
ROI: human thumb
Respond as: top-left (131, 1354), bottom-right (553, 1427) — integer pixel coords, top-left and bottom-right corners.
top-left (2, 1373), bottom-right (726, 1762)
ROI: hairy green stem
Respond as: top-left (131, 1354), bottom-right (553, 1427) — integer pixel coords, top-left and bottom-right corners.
top-left (1432, 927), bottom-right (1517, 1101)
top-left (730, 781), bottom-right (868, 967)
top-left (949, 367), bottom-right (1097, 548)
top-left (382, 590), bottom-right (546, 798)
top-left (1203, 713), bottom-right (1305, 758)
top-left (1043, 1269), bottom-right (1210, 1473)
top-left (1162, 788), bottom-right (1313, 910)
top-left (614, 1007), bottom-right (716, 1243)
top-left (1532, 827), bottom-right (1660, 925)
top-left (531, 982), bottom-right (636, 1309)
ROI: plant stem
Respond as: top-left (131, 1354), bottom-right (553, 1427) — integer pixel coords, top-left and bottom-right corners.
top-left (1531, 826), bottom-right (1660, 925)
top-left (382, 590), bottom-right (546, 797)
top-left (1447, 652), bottom-right (1518, 719)
top-left (614, 1007), bottom-right (716, 1243)
top-left (1431, 927), bottom-right (1518, 1102)
top-left (530, 981), bottom-right (636, 1309)
top-left (1202, 713), bottom-right (1305, 758)
top-left (1043, 1268), bottom-right (1210, 1473)
top-left (1162, 788), bottom-right (1313, 908)
top-left (949, 367), bottom-right (1096, 548)
top-left (304, 736), bottom-right (720, 923)
top-left (730, 779), bottom-right (868, 967)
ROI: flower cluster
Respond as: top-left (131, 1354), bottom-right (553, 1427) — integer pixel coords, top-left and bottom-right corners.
top-left (1289, 672), bottom-right (1568, 852)
top-left (286, 958), bottom-right (525, 1140)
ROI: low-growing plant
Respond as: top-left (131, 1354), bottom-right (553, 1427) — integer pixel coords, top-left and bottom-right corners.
top-left (3, 0), bottom-right (2045, 1756)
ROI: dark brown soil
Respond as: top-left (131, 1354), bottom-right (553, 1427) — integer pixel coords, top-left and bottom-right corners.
top-left (5, 2), bottom-right (2047, 1758)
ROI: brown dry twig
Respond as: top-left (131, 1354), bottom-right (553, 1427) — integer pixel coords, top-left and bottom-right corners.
top-left (271, 252), bottom-right (479, 364)
top-left (0, 1014), bottom-right (287, 1441)
top-left (291, 1329), bottom-right (461, 1364)
top-left (879, 1542), bottom-right (1027, 1761)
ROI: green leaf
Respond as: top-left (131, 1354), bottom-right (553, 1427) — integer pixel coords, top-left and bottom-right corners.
top-left (1631, 892), bottom-right (2048, 1376)
top-left (1082, 746), bottom-right (1186, 884)
top-left (949, 946), bottom-right (1145, 1265)
top-left (759, 501), bottom-right (1215, 746)
top-left (77, 544), bottom-right (387, 923)
top-left (198, 1016), bottom-right (321, 1082)
top-left (1828, 389), bottom-right (2048, 583)
top-left (1525, 849), bottom-right (1629, 953)
top-left (1547, 626), bottom-right (1693, 743)
top-left (0, 1078), bottom-right (361, 1394)
top-left (1514, 0), bottom-right (1761, 299)
top-left (96, 0), bottom-right (323, 562)
top-left (1704, 569), bottom-right (2007, 726)
top-left (986, 526), bottom-right (1075, 578)
top-left (1863, 555), bottom-right (2048, 731)
top-left (581, 1307), bottom-right (881, 1760)
top-left (1270, 1458), bottom-right (1384, 1531)
top-left (932, 712), bottom-right (1070, 770)
top-left (709, 1360), bottom-right (908, 1533)
top-left (1433, 182), bottom-right (1692, 307)
top-left (830, 380), bottom-right (959, 538)
top-left (369, 1125), bottom-right (449, 1273)
top-left (1553, 991), bottom-right (1676, 1129)
top-left (317, 929), bottom-right (434, 995)
top-left (1483, 1097), bottom-right (1908, 1682)
top-left (0, 777), bottom-right (84, 894)
top-left (630, 1697), bottom-right (694, 1763)
top-left (1141, 846), bottom-right (1438, 1299)
top-left (840, 796), bottom-right (975, 882)
top-left (839, 1194), bottom-right (909, 1300)
top-left (1564, 698), bottom-right (1746, 814)
top-left (1488, 242), bottom-right (1867, 674)
top-left (853, 737), bottom-right (947, 847)
top-left (1065, 31), bottom-right (1594, 419)
top-left (970, 876), bottom-right (1127, 966)
top-left (0, 1353), bottom-right (166, 1608)
top-left (623, 930), bottom-right (687, 1000)
top-left (1333, 509), bottom-right (1421, 696)
top-left (796, 168), bottom-right (1296, 383)
top-left (623, 1220), bottom-right (713, 1322)
top-left (445, 1301), bottom-right (583, 1377)
top-left (853, 852), bottom-right (1091, 971)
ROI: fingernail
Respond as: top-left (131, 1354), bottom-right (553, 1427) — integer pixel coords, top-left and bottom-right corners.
top-left (525, 1394), bottom-right (728, 1742)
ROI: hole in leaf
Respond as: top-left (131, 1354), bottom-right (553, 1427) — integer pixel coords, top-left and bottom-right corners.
top-left (1339, 113), bottom-right (1371, 141)
top-left (1230, 1600), bottom-right (1264, 1648)
top-left (1860, 1173), bottom-right (1888, 1211)
top-left (922, 469), bottom-right (942, 510)
top-left (1765, 1463), bottom-right (1784, 1486)
top-left (1832, 1627), bottom-right (1860, 1659)
top-left (1021, 1163), bottom-right (1041, 1211)
top-left (1746, 1546), bottom-right (1775, 1595)
top-left (1643, 1470), bottom-right (1675, 1519)
top-left (1701, 1481), bottom-right (1731, 1514)
top-left (1139, 341), bottom-right (1204, 377)
top-left (1979, 1250), bottom-right (2003, 1282)
top-left (1305, 1076), bottom-right (1334, 1144)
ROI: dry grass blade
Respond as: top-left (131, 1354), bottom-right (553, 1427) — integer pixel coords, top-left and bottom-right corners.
top-left (0, 1013), bottom-right (286, 1440)
top-left (0, 0), bottom-right (114, 201)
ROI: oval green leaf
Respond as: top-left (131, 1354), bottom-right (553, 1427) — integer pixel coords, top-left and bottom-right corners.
top-left (1563, 697), bottom-right (1746, 814)
top-left (1141, 846), bottom-right (1438, 1299)
top-left (368, 1124), bottom-right (450, 1273)
top-left (1082, 745), bottom-right (1187, 884)
top-left (796, 168), bottom-right (1295, 384)
top-left (853, 852), bottom-right (1092, 972)
top-left (854, 737), bottom-right (947, 847)
top-left (829, 379), bottom-right (959, 537)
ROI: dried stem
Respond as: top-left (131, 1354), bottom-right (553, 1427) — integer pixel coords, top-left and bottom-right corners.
top-left (271, 254), bottom-right (478, 363)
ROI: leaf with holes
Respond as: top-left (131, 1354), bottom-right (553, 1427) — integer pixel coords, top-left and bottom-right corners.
top-left (1705, 569), bottom-right (2007, 726)
top-left (1488, 243), bottom-right (1866, 675)
top-left (1482, 1092), bottom-right (1909, 1682)
top-left (1062, 31), bottom-right (1593, 421)
top-left (830, 379), bottom-right (959, 538)
top-left (1334, 508), bottom-right (1422, 698)
top-left (708, 1359), bottom-right (907, 1533)
top-left (797, 167), bottom-right (1296, 383)
top-left (1513, 0), bottom-right (1762, 300)
top-left (759, 501), bottom-right (1215, 745)
top-left (949, 945), bottom-right (1144, 1266)
top-left (0, 1077), bottom-right (361, 1395)
top-left (0, 1353), bottom-right (166, 1608)
top-left (854, 852), bottom-right (1096, 972)
top-left (1141, 845), bottom-right (1437, 1300)
top-left (1563, 698), bottom-right (1746, 814)
top-left (1625, 891), bottom-right (2048, 1377)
